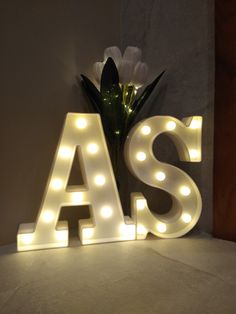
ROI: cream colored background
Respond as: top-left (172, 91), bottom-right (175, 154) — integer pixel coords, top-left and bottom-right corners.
top-left (0, 0), bottom-right (214, 245)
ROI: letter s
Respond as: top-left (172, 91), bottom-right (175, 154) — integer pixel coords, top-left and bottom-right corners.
top-left (124, 116), bottom-right (202, 239)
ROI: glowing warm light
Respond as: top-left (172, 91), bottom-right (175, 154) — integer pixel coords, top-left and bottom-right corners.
top-left (76, 118), bottom-right (87, 129)
top-left (83, 228), bottom-right (94, 239)
top-left (17, 113), bottom-right (202, 251)
top-left (42, 210), bottom-right (54, 223)
top-left (189, 149), bottom-right (199, 159)
top-left (21, 234), bottom-right (34, 245)
top-left (136, 152), bottom-right (146, 161)
top-left (166, 121), bottom-right (176, 130)
top-left (180, 186), bottom-right (191, 196)
top-left (157, 223), bottom-right (167, 233)
top-left (136, 199), bottom-right (146, 210)
top-left (18, 113), bottom-right (136, 251)
top-left (87, 143), bottom-right (99, 154)
top-left (71, 192), bottom-right (83, 203)
top-left (56, 230), bottom-right (67, 241)
top-left (94, 175), bottom-right (106, 186)
top-left (141, 125), bottom-right (151, 135)
top-left (137, 224), bottom-right (147, 234)
top-left (182, 213), bottom-right (192, 223)
top-left (100, 206), bottom-right (113, 218)
top-left (51, 179), bottom-right (63, 190)
top-left (58, 146), bottom-right (72, 159)
top-left (155, 171), bottom-right (166, 182)
top-left (189, 119), bottom-right (201, 129)
top-left (119, 224), bottom-right (135, 238)
top-left (125, 115), bottom-right (202, 240)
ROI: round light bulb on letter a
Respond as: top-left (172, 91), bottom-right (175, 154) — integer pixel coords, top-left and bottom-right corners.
top-left (51, 179), bottom-right (63, 190)
top-left (94, 175), bottom-right (106, 186)
top-left (100, 206), bottom-right (113, 218)
top-left (59, 146), bottom-right (72, 159)
top-left (21, 234), bottom-right (34, 245)
top-left (83, 228), bottom-right (94, 239)
top-left (42, 210), bottom-right (54, 223)
top-left (87, 143), bottom-right (99, 154)
top-left (136, 199), bottom-right (146, 210)
top-left (76, 118), bottom-right (87, 129)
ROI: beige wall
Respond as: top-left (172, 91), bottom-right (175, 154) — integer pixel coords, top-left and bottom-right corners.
top-left (0, 0), bottom-right (214, 246)
top-left (0, 0), bottom-right (121, 245)
top-left (120, 0), bottom-right (214, 233)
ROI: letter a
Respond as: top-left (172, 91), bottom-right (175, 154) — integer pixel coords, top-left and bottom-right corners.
top-left (17, 113), bottom-right (135, 251)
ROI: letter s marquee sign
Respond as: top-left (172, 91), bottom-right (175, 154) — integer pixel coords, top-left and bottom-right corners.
top-left (17, 113), bottom-right (202, 251)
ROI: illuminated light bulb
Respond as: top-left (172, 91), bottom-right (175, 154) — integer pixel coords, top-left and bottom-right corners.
top-left (141, 125), bottom-right (151, 135)
top-left (189, 149), bottom-right (199, 159)
top-left (136, 152), bottom-right (146, 161)
top-left (182, 213), bottom-right (192, 223)
top-left (75, 118), bottom-right (87, 129)
top-left (189, 119), bottom-right (201, 129)
top-left (119, 224), bottom-right (135, 237)
top-left (136, 199), bottom-right (146, 210)
top-left (137, 224), bottom-right (147, 234)
top-left (155, 171), bottom-right (166, 182)
top-left (166, 121), bottom-right (176, 131)
top-left (42, 210), bottom-right (54, 223)
top-left (87, 143), bottom-right (99, 154)
top-left (180, 186), bottom-right (191, 196)
top-left (94, 175), bottom-right (106, 186)
top-left (100, 206), bottom-right (113, 218)
top-left (56, 230), bottom-right (67, 241)
top-left (58, 146), bottom-right (72, 159)
top-left (83, 228), bottom-right (94, 238)
top-left (21, 234), bottom-right (34, 245)
top-left (51, 178), bottom-right (63, 190)
top-left (157, 223), bottom-right (167, 233)
top-left (71, 192), bottom-right (83, 203)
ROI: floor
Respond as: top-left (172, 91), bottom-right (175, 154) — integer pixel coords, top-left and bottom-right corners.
top-left (0, 234), bottom-right (236, 314)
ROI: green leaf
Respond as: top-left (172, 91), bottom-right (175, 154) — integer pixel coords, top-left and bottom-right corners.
top-left (79, 74), bottom-right (115, 145)
top-left (131, 71), bottom-right (165, 112)
top-left (79, 75), bottom-right (102, 114)
top-left (100, 57), bottom-right (119, 92)
top-left (100, 58), bottom-right (125, 142)
top-left (127, 71), bottom-right (165, 129)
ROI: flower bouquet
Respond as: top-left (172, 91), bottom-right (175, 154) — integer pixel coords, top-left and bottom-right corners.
top-left (78, 46), bottom-right (164, 185)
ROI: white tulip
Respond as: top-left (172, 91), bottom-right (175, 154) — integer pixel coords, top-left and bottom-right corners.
top-left (118, 60), bottom-right (134, 84)
top-left (104, 46), bottom-right (122, 66)
top-left (123, 46), bottom-right (142, 65)
top-left (132, 62), bottom-right (149, 88)
top-left (93, 62), bottom-right (104, 82)
top-left (92, 46), bottom-right (148, 87)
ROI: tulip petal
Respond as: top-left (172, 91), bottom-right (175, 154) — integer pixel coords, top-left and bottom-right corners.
top-left (104, 46), bottom-right (122, 66)
top-left (93, 62), bottom-right (104, 83)
top-left (118, 60), bottom-right (134, 84)
top-left (123, 46), bottom-right (142, 64)
top-left (132, 61), bottom-right (149, 88)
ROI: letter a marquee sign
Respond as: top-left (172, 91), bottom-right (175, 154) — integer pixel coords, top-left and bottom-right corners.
top-left (17, 113), bottom-right (202, 251)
